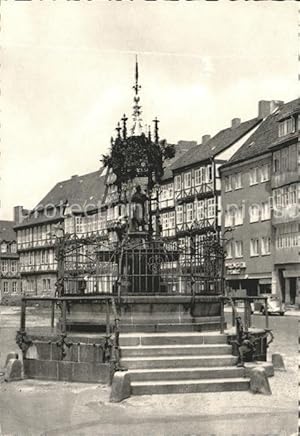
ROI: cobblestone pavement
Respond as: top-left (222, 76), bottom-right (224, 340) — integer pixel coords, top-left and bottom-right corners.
top-left (0, 306), bottom-right (298, 436)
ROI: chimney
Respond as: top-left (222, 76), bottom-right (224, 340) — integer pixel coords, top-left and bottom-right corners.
top-left (14, 206), bottom-right (28, 224)
top-left (201, 135), bottom-right (211, 145)
top-left (231, 118), bottom-right (241, 129)
top-left (258, 100), bottom-right (284, 119)
top-left (71, 175), bottom-right (78, 179)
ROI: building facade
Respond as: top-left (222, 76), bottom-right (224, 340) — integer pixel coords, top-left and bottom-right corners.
top-left (0, 220), bottom-right (22, 304)
top-left (270, 105), bottom-right (300, 305)
top-left (220, 98), bottom-right (300, 304)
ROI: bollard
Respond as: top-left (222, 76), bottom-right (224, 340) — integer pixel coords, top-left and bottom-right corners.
top-left (110, 371), bottom-right (131, 402)
top-left (272, 353), bottom-right (286, 371)
top-left (249, 367), bottom-right (272, 395)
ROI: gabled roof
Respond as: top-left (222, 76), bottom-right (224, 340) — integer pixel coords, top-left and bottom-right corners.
top-left (15, 169), bottom-right (107, 229)
top-left (170, 118), bottom-right (261, 171)
top-left (225, 98), bottom-right (300, 167)
top-left (0, 220), bottom-right (17, 242)
top-left (36, 169), bottom-right (106, 209)
top-left (162, 141), bottom-right (197, 181)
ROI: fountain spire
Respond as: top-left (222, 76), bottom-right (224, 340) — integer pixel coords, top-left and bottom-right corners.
top-left (131, 55), bottom-right (143, 136)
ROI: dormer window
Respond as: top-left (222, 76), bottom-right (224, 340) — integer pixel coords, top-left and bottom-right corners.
top-left (278, 117), bottom-right (295, 138)
top-left (1, 243), bottom-right (7, 253)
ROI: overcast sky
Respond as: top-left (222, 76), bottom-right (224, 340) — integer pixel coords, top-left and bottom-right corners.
top-left (1, 1), bottom-right (299, 220)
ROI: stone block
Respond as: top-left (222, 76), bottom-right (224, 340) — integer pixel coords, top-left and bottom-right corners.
top-left (249, 367), bottom-right (272, 395)
top-left (5, 352), bottom-right (19, 368)
top-left (34, 360), bottom-right (58, 380)
top-left (110, 371), bottom-right (131, 402)
top-left (72, 362), bottom-right (90, 382)
top-left (51, 343), bottom-right (62, 361)
top-left (58, 361), bottom-right (74, 382)
top-left (4, 359), bottom-right (23, 382)
top-left (23, 359), bottom-right (36, 378)
top-left (63, 344), bottom-right (78, 362)
top-left (79, 344), bottom-right (97, 363)
top-left (88, 363), bottom-right (112, 384)
top-left (272, 353), bottom-right (286, 371)
top-left (35, 342), bottom-right (51, 360)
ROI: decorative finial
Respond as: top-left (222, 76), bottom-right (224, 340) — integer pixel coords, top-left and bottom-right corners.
top-left (122, 114), bottom-right (128, 139)
top-left (153, 117), bottom-right (160, 143)
top-left (148, 125), bottom-right (152, 141)
top-left (131, 55), bottom-right (143, 136)
top-left (116, 122), bottom-right (121, 138)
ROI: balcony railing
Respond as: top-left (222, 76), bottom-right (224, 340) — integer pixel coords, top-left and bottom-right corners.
top-left (20, 263), bottom-right (57, 274)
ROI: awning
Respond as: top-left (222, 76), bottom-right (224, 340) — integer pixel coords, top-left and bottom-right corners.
top-left (259, 278), bottom-right (272, 285)
top-left (283, 269), bottom-right (300, 278)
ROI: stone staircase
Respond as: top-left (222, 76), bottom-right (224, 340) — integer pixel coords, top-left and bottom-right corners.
top-left (119, 332), bottom-right (249, 395)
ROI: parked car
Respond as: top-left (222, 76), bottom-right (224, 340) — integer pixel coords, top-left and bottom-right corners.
top-left (253, 295), bottom-right (285, 316)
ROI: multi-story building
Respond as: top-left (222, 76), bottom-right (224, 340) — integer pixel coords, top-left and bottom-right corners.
top-left (14, 169), bottom-right (107, 296)
top-left (220, 99), bottom-right (299, 303)
top-left (270, 102), bottom-right (300, 306)
top-left (159, 114), bottom-right (263, 246)
top-left (0, 219), bottom-right (22, 304)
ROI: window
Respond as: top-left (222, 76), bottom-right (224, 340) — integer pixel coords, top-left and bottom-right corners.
top-left (12, 282), bottom-right (17, 293)
top-left (235, 207), bottom-right (244, 226)
top-left (3, 282), bottom-right (9, 293)
top-left (75, 216), bottom-right (83, 233)
top-left (184, 172), bottom-right (192, 189)
top-left (207, 165), bottom-right (213, 182)
top-left (1, 260), bottom-right (8, 273)
top-left (1, 243), bottom-right (7, 253)
top-left (260, 164), bottom-right (270, 182)
top-left (224, 210), bottom-right (232, 228)
top-left (176, 206), bottom-right (183, 224)
top-left (225, 176), bottom-right (232, 192)
top-left (197, 200), bottom-right (205, 221)
top-left (186, 203), bottom-right (194, 222)
top-left (288, 185), bottom-right (297, 205)
top-left (174, 175), bottom-right (181, 191)
top-left (281, 148), bottom-right (289, 171)
top-left (11, 261), bottom-right (17, 273)
top-left (278, 118), bottom-right (295, 138)
top-left (195, 168), bottom-right (206, 186)
top-left (261, 237), bottom-right (271, 255)
top-left (273, 151), bottom-right (280, 173)
top-left (234, 241), bottom-right (243, 258)
top-left (274, 189), bottom-right (282, 209)
top-left (250, 239), bottom-right (259, 257)
top-left (261, 202), bottom-right (271, 221)
top-left (233, 173), bottom-right (242, 190)
top-left (47, 279), bottom-right (51, 290)
top-left (249, 167), bottom-right (259, 185)
top-left (11, 243), bottom-right (17, 253)
top-left (207, 198), bottom-right (215, 219)
top-left (195, 169), bottom-right (201, 186)
top-left (226, 241), bottom-right (233, 259)
top-left (249, 204), bottom-right (260, 223)
top-left (169, 212), bottom-right (175, 229)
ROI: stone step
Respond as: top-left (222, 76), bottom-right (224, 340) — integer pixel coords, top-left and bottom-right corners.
top-left (121, 355), bottom-right (238, 369)
top-left (131, 378), bottom-right (249, 395)
top-left (128, 366), bottom-right (245, 382)
top-left (121, 344), bottom-right (231, 358)
top-left (119, 332), bottom-right (227, 346)
top-left (120, 322), bottom-right (223, 333)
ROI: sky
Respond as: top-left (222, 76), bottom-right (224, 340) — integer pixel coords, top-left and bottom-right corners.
top-left (1, 1), bottom-right (299, 220)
